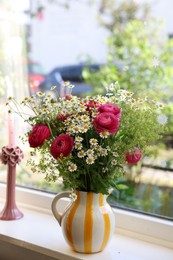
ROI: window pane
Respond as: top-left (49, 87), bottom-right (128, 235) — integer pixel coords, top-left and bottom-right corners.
top-left (0, 0), bottom-right (173, 220)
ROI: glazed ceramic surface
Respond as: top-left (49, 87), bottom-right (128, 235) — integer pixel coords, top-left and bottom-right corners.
top-left (51, 190), bottom-right (115, 253)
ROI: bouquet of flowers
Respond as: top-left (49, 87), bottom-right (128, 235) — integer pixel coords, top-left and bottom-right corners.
top-left (7, 83), bottom-right (167, 194)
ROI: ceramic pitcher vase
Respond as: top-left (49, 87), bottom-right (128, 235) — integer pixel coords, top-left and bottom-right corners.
top-left (51, 190), bottom-right (115, 253)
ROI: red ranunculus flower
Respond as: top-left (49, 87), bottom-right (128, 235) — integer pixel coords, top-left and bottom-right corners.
top-left (93, 112), bottom-right (119, 134)
top-left (65, 94), bottom-right (72, 100)
top-left (126, 148), bottom-right (142, 164)
top-left (86, 101), bottom-right (100, 111)
top-left (50, 134), bottom-right (74, 159)
top-left (98, 104), bottom-right (121, 119)
top-left (28, 124), bottom-right (51, 148)
top-left (57, 114), bottom-right (68, 121)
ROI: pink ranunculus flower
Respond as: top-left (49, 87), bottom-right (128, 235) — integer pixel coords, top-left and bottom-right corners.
top-left (50, 134), bottom-right (74, 159)
top-left (126, 148), bottom-right (142, 164)
top-left (28, 124), bottom-right (51, 148)
top-left (93, 112), bottom-right (120, 135)
top-left (98, 104), bottom-right (121, 119)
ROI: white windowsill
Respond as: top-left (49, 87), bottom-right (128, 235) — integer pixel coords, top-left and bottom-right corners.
top-left (0, 184), bottom-right (173, 260)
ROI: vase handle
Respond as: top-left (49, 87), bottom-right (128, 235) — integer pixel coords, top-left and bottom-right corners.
top-left (51, 191), bottom-right (72, 226)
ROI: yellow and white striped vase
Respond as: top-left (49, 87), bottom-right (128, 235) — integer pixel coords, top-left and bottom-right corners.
top-left (51, 190), bottom-right (115, 253)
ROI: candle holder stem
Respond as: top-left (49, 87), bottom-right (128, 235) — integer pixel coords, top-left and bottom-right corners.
top-left (0, 165), bottom-right (23, 220)
top-left (0, 145), bottom-right (24, 220)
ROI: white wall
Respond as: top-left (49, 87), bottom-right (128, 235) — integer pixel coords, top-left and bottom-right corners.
top-left (147, 0), bottom-right (173, 35)
top-left (30, 0), bottom-right (173, 73)
top-left (30, 0), bottom-right (109, 73)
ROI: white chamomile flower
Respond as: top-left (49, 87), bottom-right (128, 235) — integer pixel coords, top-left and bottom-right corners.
top-left (113, 152), bottom-right (118, 157)
top-left (111, 159), bottom-right (117, 166)
top-left (114, 98), bottom-right (120, 104)
top-left (68, 163), bottom-right (77, 172)
top-left (46, 93), bottom-right (52, 99)
top-left (129, 98), bottom-right (136, 104)
top-left (100, 131), bottom-right (109, 138)
top-left (78, 105), bottom-right (86, 113)
top-left (75, 142), bottom-right (83, 150)
top-left (86, 149), bottom-right (94, 157)
top-left (68, 84), bottom-right (75, 89)
top-left (73, 125), bottom-right (80, 133)
top-left (50, 85), bottom-right (56, 90)
top-left (89, 138), bottom-right (98, 146)
top-left (36, 91), bottom-right (45, 97)
top-left (138, 98), bottom-right (145, 103)
top-left (77, 150), bottom-right (85, 158)
top-left (156, 102), bottom-right (164, 109)
top-left (86, 157), bottom-right (95, 165)
top-left (157, 114), bottom-right (168, 125)
top-left (81, 115), bottom-right (90, 122)
top-left (152, 57), bottom-right (160, 68)
top-left (75, 136), bottom-right (83, 142)
top-left (124, 91), bottom-right (133, 98)
top-left (63, 81), bottom-right (70, 86)
top-left (80, 124), bottom-right (89, 133)
top-left (102, 167), bottom-right (108, 173)
top-left (100, 148), bottom-right (108, 156)
top-left (24, 96), bottom-right (30, 102)
top-left (96, 145), bottom-right (102, 152)
top-left (69, 193), bottom-right (77, 201)
top-left (91, 111), bottom-right (98, 118)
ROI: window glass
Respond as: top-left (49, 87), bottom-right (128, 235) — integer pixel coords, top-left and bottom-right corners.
top-left (0, 0), bottom-right (173, 220)
top-left (0, 1), bottom-right (29, 185)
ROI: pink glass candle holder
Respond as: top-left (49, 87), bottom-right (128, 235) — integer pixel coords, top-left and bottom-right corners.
top-left (0, 146), bottom-right (24, 220)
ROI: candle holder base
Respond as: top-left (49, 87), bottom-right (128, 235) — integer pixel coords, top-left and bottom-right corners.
top-left (0, 205), bottom-right (23, 220)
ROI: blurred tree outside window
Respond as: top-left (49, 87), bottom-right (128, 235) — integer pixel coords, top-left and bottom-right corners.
top-left (83, 0), bottom-right (173, 219)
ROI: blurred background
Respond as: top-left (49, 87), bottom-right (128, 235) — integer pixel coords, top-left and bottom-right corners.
top-left (0, 0), bottom-right (173, 219)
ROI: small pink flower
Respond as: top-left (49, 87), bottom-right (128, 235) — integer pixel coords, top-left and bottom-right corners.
top-left (126, 148), bottom-right (142, 164)
top-left (65, 94), bottom-right (72, 100)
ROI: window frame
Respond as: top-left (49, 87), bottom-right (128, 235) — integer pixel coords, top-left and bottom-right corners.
top-left (0, 182), bottom-right (173, 250)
